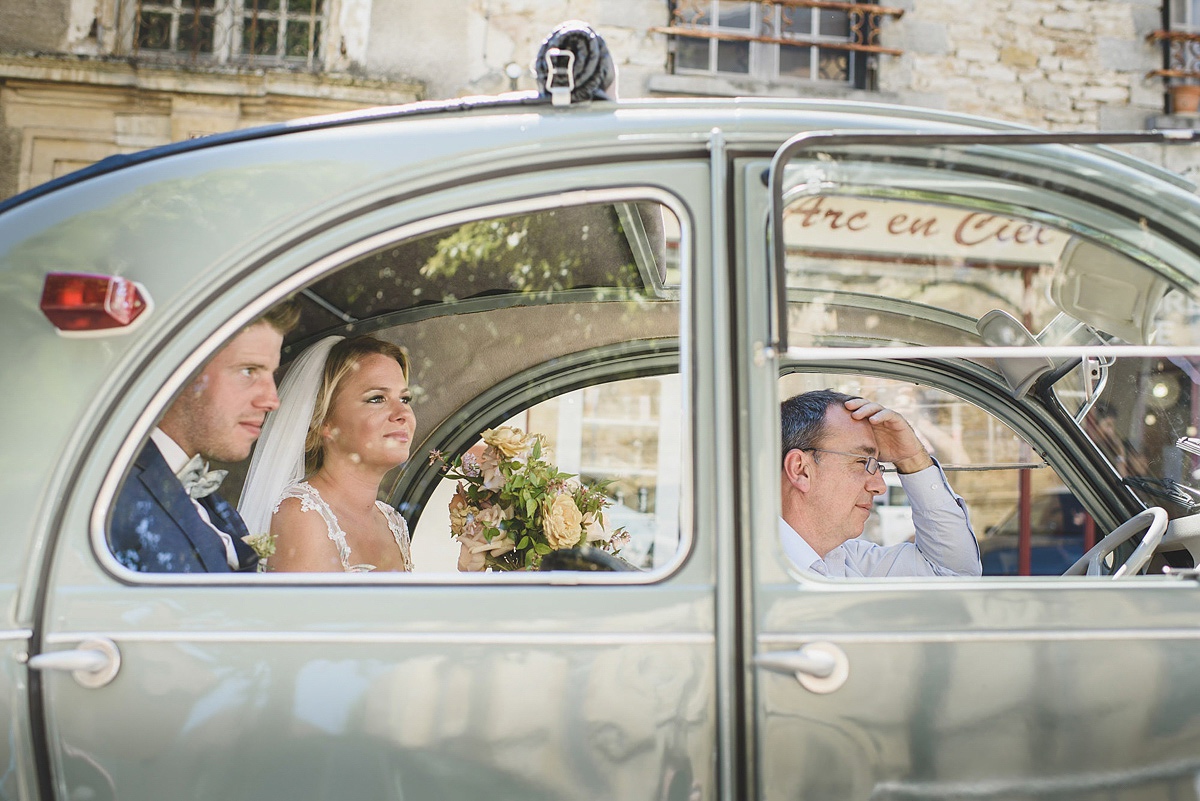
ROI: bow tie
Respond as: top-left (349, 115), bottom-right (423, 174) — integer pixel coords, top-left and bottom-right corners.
top-left (176, 454), bottom-right (228, 500)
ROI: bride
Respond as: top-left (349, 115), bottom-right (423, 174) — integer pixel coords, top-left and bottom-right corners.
top-left (239, 335), bottom-right (414, 572)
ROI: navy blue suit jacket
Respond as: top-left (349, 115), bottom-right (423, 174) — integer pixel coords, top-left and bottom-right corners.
top-left (109, 440), bottom-right (258, 573)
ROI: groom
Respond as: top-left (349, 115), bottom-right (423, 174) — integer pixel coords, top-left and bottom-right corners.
top-left (109, 302), bottom-right (299, 572)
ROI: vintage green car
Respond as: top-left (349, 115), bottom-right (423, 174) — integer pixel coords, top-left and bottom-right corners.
top-left (5, 23), bottom-right (1200, 801)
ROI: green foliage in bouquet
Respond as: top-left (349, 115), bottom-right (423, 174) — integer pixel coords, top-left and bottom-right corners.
top-left (431, 426), bottom-right (629, 571)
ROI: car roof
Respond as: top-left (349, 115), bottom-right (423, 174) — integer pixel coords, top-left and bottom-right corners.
top-left (1, 92), bottom-right (1194, 216)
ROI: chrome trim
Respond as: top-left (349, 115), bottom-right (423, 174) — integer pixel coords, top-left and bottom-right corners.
top-left (708, 126), bottom-right (746, 801)
top-left (45, 630), bottom-right (714, 646)
top-left (870, 754), bottom-right (1200, 799)
top-left (760, 627), bottom-right (1200, 645)
top-left (784, 343), bottom-right (1200, 361)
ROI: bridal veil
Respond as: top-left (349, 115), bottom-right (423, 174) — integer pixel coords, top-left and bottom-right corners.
top-left (238, 335), bottom-right (343, 539)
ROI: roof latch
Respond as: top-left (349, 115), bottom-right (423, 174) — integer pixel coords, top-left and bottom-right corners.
top-left (544, 47), bottom-right (575, 106)
top-left (533, 21), bottom-right (616, 106)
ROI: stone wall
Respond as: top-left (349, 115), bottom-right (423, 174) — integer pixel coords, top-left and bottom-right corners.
top-left (881, 0), bottom-right (1155, 127)
top-left (0, 55), bottom-right (421, 196)
top-left (877, 0), bottom-right (1200, 180)
top-left (0, 0), bottom-right (70, 52)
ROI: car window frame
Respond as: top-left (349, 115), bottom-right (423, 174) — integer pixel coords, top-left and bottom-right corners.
top-left (750, 135), bottom-right (1200, 586)
top-left (776, 361), bottom-right (1141, 577)
top-left (93, 185), bottom-right (697, 586)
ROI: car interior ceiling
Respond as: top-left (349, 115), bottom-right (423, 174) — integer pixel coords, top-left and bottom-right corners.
top-left (223, 201), bottom-right (679, 507)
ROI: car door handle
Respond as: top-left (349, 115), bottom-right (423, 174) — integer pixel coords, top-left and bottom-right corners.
top-left (27, 637), bottom-right (121, 689)
top-left (754, 641), bottom-right (849, 694)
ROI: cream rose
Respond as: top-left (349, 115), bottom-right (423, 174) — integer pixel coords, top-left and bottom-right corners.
top-left (481, 426), bottom-right (529, 459)
top-left (242, 530), bottom-right (275, 558)
top-left (543, 492), bottom-right (583, 549)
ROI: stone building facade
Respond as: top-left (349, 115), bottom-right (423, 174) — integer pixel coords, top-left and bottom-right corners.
top-left (1, 0), bottom-right (1198, 200)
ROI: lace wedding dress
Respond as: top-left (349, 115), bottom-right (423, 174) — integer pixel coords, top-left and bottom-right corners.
top-left (273, 481), bottom-right (412, 572)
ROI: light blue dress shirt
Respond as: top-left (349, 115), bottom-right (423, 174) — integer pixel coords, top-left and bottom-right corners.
top-left (780, 460), bottom-right (982, 577)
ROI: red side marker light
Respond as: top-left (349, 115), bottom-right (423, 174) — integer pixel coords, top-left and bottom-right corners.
top-left (40, 272), bottom-right (150, 333)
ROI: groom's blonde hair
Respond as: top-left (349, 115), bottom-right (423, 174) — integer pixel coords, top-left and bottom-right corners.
top-left (304, 335), bottom-right (411, 473)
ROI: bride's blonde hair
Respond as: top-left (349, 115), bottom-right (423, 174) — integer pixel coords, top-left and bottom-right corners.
top-left (304, 335), bottom-right (410, 473)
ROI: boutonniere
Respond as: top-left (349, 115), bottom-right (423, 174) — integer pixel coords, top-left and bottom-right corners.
top-left (242, 531), bottom-right (276, 572)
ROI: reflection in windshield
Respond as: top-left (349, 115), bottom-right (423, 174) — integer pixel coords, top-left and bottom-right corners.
top-left (1075, 356), bottom-right (1200, 506)
top-left (780, 190), bottom-right (1200, 349)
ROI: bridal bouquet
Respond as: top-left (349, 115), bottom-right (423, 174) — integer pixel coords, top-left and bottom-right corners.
top-left (432, 426), bottom-right (629, 571)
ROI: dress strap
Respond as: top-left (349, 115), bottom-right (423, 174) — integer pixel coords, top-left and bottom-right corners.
top-left (276, 482), bottom-right (371, 571)
top-left (376, 501), bottom-right (413, 571)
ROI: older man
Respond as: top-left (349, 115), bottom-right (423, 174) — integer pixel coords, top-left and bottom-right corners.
top-left (109, 302), bottom-right (299, 572)
top-left (780, 389), bottom-right (981, 577)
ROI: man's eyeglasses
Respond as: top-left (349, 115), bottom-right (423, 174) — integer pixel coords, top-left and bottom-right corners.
top-left (802, 448), bottom-right (881, 475)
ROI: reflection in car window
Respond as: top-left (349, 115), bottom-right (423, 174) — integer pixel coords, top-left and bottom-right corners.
top-left (779, 191), bottom-right (1200, 349)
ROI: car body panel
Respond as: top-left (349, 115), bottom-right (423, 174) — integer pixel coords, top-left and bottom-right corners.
top-left (4, 92), bottom-right (1200, 801)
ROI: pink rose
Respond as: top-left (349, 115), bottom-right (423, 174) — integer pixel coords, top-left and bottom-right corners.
top-left (583, 510), bottom-right (612, 543)
top-left (454, 511), bottom-right (516, 572)
top-left (449, 484), bottom-right (471, 538)
top-left (476, 502), bottom-right (512, 529)
top-left (479, 446), bottom-right (505, 490)
top-left (457, 541), bottom-right (489, 572)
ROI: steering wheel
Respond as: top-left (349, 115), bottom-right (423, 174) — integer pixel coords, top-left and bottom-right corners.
top-left (1062, 507), bottom-right (1168, 578)
top-left (539, 546), bottom-right (638, 572)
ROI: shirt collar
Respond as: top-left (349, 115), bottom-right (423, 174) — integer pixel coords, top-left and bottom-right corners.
top-left (779, 517), bottom-right (824, 572)
top-left (150, 428), bottom-right (191, 474)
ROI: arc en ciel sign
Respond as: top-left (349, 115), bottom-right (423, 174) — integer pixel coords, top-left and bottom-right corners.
top-left (782, 195), bottom-right (1069, 266)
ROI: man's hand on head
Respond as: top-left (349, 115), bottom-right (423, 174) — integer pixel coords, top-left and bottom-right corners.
top-left (844, 397), bottom-right (934, 474)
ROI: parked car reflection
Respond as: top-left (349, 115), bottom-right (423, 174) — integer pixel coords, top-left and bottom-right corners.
top-left (980, 487), bottom-right (1090, 575)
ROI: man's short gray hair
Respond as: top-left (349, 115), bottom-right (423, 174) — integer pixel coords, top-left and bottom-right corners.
top-left (781, 389), bottom-right (860, 467)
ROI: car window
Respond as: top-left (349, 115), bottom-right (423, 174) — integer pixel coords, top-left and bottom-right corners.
top-left (779, 371), bottom-right (1098, 576)
top-left (775, 158), bottom-right (1200, 579)
top-left (105, 196), bottom-right (687, 580)
top-left (413, 374), bottom-right (682, 571)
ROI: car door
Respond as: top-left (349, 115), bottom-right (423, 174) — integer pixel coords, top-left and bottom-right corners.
top-left (30, 155), bottom-right (726, 801)
top-left (741, 133), bottom-right (1200, 798)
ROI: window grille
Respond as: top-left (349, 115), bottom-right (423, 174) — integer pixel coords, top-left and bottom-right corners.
top-left (655, 0), bottom-right (903, 89)
top-left (130, 0), bottom-right (325, 68)
top-left (1146, 1), bottom-right (1200, 113)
